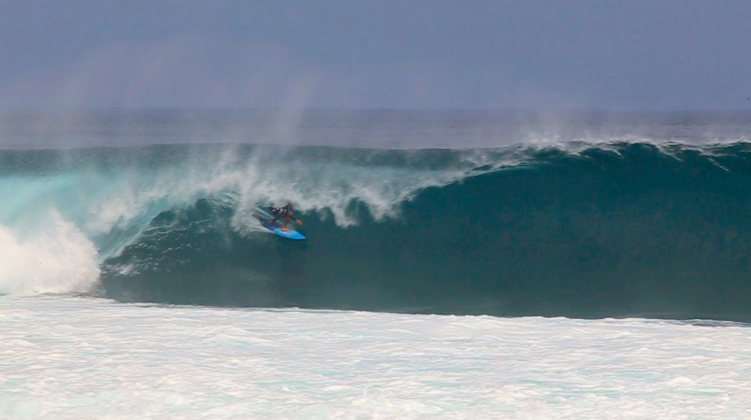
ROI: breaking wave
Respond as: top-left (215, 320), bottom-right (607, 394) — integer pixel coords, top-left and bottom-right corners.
top-left (3, 141), bottom-right (751, 321)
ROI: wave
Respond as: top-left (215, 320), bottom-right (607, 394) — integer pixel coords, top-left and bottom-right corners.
top-left (3, 141), bottom-right (751, 321)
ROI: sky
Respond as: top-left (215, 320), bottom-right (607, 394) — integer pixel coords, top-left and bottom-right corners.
top-left (1, 0), bottom-right (750, 111)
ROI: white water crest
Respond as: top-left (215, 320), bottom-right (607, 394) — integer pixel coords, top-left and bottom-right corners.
top-left (1, 296), bottom-right (750, 419)
top-left (0, 144), bottom-right (522, 263)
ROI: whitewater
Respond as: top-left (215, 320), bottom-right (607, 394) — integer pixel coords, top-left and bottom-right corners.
top-left (2, 296), bottom-right (750, 420)
top-left (2, 109), bottom-right (751, 418)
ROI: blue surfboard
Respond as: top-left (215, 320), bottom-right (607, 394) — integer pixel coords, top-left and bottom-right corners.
top-left (255, 210), bottom-right (306, 240)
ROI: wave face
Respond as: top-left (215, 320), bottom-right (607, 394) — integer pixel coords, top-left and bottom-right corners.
top-left (3, 141), bottom-right (751, 320)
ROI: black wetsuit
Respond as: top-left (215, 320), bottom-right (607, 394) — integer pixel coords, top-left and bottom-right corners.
top-left (270, 205), bottom-right (295, 224)
top-left (270, 205), bottom-right (291, 218)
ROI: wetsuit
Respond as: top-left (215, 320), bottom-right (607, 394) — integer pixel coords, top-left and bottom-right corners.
top-left (270, 205), bottom-right (294, 224)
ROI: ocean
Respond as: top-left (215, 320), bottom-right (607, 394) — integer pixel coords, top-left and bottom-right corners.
top-left (1, 109), bottom-right (751, 419)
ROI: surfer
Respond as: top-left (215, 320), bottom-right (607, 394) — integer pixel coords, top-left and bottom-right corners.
top-left (269, 203), bottom-right (303, 231)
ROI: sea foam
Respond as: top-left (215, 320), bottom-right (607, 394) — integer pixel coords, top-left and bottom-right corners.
top-left (0, 212), bottom-right (99, 294)
top-left (1, 296), bottom-right (750, 419)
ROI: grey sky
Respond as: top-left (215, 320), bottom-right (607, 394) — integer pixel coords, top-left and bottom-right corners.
top-left (1, 0), bottom-right (750, 111)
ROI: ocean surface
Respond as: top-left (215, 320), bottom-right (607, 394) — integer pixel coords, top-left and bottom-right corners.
top-left (1, 109), bottom-right (751, 419)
